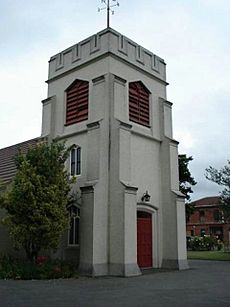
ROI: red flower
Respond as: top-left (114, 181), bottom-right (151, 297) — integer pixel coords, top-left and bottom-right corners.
top-left (37, 255), bottom-right (49, 265)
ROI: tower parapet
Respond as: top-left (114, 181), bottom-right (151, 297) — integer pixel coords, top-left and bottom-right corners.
top-left (48, 28), bottom-right (166, 82)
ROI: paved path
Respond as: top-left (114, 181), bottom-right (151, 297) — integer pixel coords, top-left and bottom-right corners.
top-left (0, 260), bottom-right (230, 307)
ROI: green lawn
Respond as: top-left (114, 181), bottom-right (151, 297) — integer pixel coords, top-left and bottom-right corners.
top-left (187, 250), bottom-right (230, 261)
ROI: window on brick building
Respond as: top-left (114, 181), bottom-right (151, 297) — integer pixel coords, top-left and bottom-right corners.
top-left (200, 229), bottom-right (206, 236)
top-left (213, 210), bottom-right (222, 222)
top-left (129, 81), bottom-right (150, 127)
top-left (66, 80), bottom-right (89, 125)
top-left (199, 210), bottom-right (205, 222)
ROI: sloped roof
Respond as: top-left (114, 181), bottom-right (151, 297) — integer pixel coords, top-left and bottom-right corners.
top-left (192, 196), bottom-right (221, 208)
top-left (0, 137), bottom-right (43, 186)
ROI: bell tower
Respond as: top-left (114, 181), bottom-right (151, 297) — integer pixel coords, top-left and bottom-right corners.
top-left (41, 28), bottom-right (188, 276)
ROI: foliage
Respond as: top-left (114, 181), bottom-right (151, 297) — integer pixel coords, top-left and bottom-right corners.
top-left (205, 160), bottom-right (230, 222)
top-left (178, 155), bottom-right (197, 219)
top-left (179, 155), bottom-right (197, 201)
top-left (187, 236), bottom-right (223, 251)
top-left (0, 141), bottom-right (74, 261)
top-left (0, 255), bottom-right (78, 280)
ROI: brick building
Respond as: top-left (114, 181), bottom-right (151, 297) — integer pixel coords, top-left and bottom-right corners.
top-left (186, 196), bottom-right (230, 244)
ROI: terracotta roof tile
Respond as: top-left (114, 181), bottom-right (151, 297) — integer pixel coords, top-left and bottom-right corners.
top-left (192, 196), bottom-right (221, 207)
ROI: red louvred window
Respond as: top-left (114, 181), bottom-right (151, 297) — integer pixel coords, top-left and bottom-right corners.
top-left (66, 80), bottom-right (89, 126)
top-left (129, 81), bottom-right (150, 127)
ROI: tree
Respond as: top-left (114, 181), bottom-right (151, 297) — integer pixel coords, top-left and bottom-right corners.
top-left (205, 160), bottom-right (230, 223)
top-left (0, 141), bottom-right (74, 261)
top-left (178, 155), bottom-right (197, 219)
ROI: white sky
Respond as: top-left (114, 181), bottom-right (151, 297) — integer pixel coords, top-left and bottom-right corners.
top-left (0, 0), bottom-right (229, 200)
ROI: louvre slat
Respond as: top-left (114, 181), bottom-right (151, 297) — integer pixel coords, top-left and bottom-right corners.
top-left (67, 103), bottom-right (78, 109)
top-left (67, 107), bottom-right (78, 113)
top-left (129, 101), bottom-right (140, 108)
top-left (129, 107), bottom-right (149, 116)
top-left (139, 106), bottom-right (149, 113)
top-left (67, 101), bottom-right (88, 113)
top-left (66, 101), bottom-right (78, 109)
top-left (129, 107), bottom-right (140, 115)
top-left (78, 110), bottom-right (88, 116)
top-left (130, 117), bottom-right (149, 127)
top-left (67, 82), bottom-right (88, 92)
top-left (129, 81), bottom-right (150, 127)
top-left (130, 96), bottom-right (148, 104)
top-left (67, 98), bottom-right (88, 107)
top-left (129, 101), bottom-right (149, 111)
top-left (66, 115), bottom-right (88, 125)
top-left (139, 96), bottom-right (149, 103)
top-left (129, 110), bottom-right (139, 116)
top-left (67, 84), bottom-right (88, 94)
top-left (67, 90), bottom-right (88, 100)
top-left (130, 91), bottom-right (148, 100)
top-left (76, 116), bottom-right (88, 122)
top-left (130, 104), bottom-right (145, 112)
top-left (66, 80), bottom-right (89, 126)
top-left (68, 84), bottom-right (88, 91)
top-left (140, 116), bottom-right (149, 122)
top-left (66, 113), bottom-right (77, 119)
top-left (66, 112), bottom-right (88, 122)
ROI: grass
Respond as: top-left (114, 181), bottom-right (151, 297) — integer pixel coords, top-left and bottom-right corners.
top-left (187, 250), bottom-right (230, 261)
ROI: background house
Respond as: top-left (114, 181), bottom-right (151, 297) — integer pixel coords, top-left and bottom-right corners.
top-left (186, 196), bottom-right (230, 245)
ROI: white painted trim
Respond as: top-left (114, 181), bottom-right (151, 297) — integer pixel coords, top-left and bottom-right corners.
top-left (137, 204), bottom-right (159, 268)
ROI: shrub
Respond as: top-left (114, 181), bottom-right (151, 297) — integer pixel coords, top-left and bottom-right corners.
top-left (189, 236), bottom-right (220, 251)
top-left (0, 255), bottom-right (78, 280)
top-left (0, 141), bottom-right (75, 261)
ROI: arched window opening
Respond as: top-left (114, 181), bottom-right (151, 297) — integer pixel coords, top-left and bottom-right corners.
top-left (70, 146), bottom-right (81, 176)
top-left (68, 206), bottom-right (80, 245)
top-left (129, 81), bottom-right (150, 127)
top-left (66, 80), bottom-right (89, 126)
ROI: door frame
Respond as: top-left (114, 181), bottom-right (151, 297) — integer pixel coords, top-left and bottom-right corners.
top-left (137, 203), bottom-right (159, 268)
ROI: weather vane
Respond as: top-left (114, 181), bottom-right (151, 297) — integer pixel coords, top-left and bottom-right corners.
top-left (98, 0), bottom-right (120, 28)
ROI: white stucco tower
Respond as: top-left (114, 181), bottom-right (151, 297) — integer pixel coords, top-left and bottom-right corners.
top-left (41, 28), bottom-right (188, 276)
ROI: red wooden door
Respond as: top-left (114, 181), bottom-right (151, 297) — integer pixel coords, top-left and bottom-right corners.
top-left (137, 211), bottom-right (152, 268)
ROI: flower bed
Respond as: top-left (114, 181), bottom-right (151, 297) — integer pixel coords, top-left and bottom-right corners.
top-left (0, 255), bottom-right (78, 280)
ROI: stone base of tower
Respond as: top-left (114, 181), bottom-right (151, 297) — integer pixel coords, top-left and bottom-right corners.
top-left (78, 262), bottom-right (141, 277)
top-left (161, 191), bottom-right (189, 271)
top-left (78, 263), bottom-right (109, 277)
top-left (162, 259), bottom-right (189, 270)
top-left (109, 263), bottom-right (141, 277)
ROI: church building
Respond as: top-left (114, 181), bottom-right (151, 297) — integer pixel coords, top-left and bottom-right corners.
top-left (0, 27), bottom-right (188, 276)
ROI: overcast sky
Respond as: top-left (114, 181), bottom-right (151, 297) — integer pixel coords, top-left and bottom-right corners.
top-left (0, 0), bottom-right (229, 200)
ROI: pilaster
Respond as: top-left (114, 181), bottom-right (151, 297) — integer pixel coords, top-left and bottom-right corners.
top-left (79, 184), bottom-right (109, 276)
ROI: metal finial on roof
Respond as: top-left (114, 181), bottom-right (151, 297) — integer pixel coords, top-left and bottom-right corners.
top-left (98, 0), bottom-right (120, 28)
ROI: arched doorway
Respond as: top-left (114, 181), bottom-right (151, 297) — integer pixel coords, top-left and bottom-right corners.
top-left (137, 211), bottom-right (152, 268)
